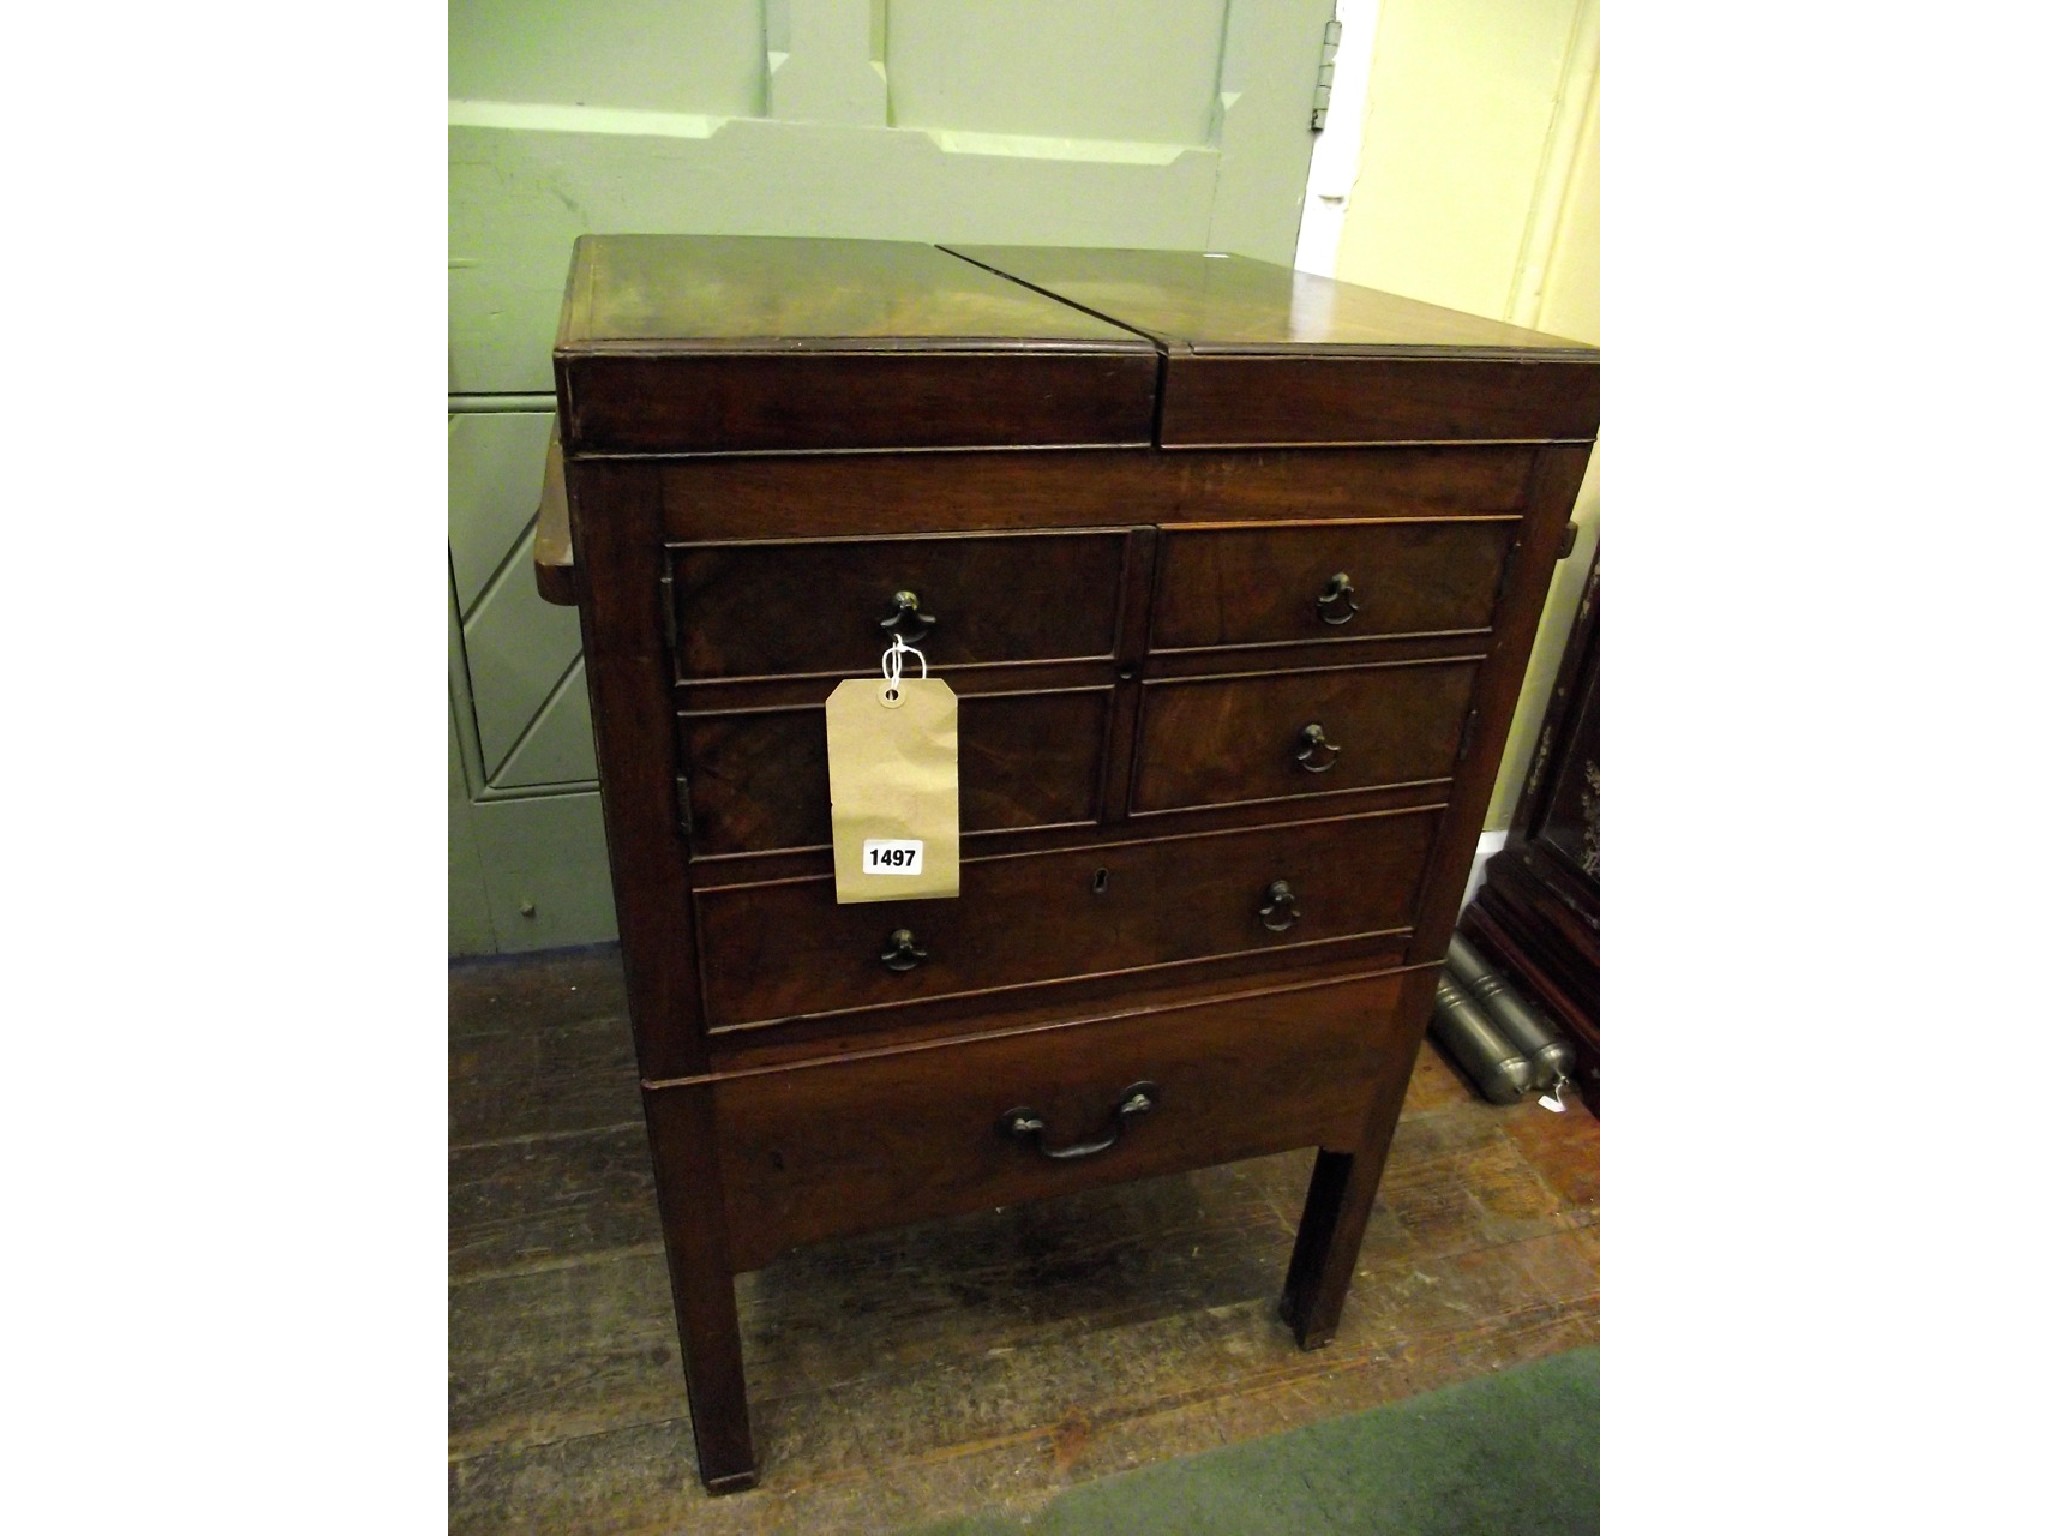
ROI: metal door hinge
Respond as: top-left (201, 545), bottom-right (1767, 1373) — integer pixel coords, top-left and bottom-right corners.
top-left (1558, 521), bottom-right (1580, 560)
top-left (659, 571), bottom-right (678, 651)
top-left (674, 773), bottom-right (693, 836)
top-left (1310, 19), bottom-right (1343, 131)
top-left (1456, 708), bottom-right (1481, 764)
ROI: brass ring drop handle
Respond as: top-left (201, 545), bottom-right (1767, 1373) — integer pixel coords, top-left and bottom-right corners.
top-left (878, 589), bottom-right (937, 644)
top-left (1259, 880), bottom-right (1302, 933)
top-left (1295, 722), bottom-right (1342, 774)
top-left (999, 1082), bottom-right (1160, 1161)
top-left (880, 928), bottom-right (929, 973)
top-left (1316, 572), bottom-right (1359, 626)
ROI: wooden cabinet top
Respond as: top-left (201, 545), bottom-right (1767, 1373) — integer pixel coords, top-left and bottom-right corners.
top-left (552, 235), bottom-right (1598, 454)
top-left (557, 235), bottom-right (1149, 352)
top-left (949, 245), bottom-right (1594, 359)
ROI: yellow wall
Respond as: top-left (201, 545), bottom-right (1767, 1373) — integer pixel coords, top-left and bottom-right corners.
top-left (1333, 0), bottom-right (1599, 828)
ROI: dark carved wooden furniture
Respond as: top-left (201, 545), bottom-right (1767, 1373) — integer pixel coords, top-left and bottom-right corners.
top-left (1463, 551), bottom-right (1600, 1113)
top-left (533, 236), bottom-right (1599, 1491)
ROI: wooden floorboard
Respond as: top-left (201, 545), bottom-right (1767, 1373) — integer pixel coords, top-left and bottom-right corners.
top-left (449, 944), bottom-right (1600, 1534)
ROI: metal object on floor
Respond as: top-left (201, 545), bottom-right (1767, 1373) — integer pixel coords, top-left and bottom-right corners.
top-left (1429, 972), bottom-right (1535, 1105)
top-left (1446, 933), bottom-right (1577, 1093)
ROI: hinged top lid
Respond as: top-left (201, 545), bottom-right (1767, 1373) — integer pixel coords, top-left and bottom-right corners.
top-left (554, 235), bottom-right (1158, 455)
top-left (949, 245), bottom-right (1598, 447)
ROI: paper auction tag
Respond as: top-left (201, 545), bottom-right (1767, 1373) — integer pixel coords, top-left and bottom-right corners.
top-left (825, 674), bottom-right (960, 904)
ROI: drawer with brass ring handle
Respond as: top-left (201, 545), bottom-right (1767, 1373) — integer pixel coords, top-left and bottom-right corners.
top-left (1258, 880), bottom-right (1302, 933)
top-left (1127, 659), bottom-right (1479, 815)
top-left (713, 974), bottom-right (1407, 1271)
top-left (880, 928), bottom-right (929, 973)
top-left (696, 809), bottom-right (1437, 1032)
top-left (1315, 571), bottom-right (1359, 626)
top-left (668, 530), bottom-right (1123, 680)
top-left (1147, 521), bottom-right (1516, 651)
top-left (998, 1081), bottom-right (1159, 1161)
top-left (1294, 722), bottom-right (1342, 774)
top-left (877, 588), bottom-right (937, 644)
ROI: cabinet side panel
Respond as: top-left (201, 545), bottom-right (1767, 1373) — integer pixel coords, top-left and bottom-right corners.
top-left (569, 458), bottom-right (706, 1079)
top-left (1407, 443), bottom-right (1593, 962)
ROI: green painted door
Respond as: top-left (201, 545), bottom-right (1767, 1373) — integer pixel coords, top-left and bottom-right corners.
top-left (449, 0), bottom-right (1340, 954)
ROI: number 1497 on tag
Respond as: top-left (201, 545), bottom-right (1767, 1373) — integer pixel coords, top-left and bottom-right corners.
top-left (862, 839), bottom-right (924, 875)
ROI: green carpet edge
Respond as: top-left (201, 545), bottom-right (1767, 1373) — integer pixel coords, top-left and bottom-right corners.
top-left (899, 1346), bottom-right (1600, 1536)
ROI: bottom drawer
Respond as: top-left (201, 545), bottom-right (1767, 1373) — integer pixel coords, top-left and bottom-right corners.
top-left (711, 971), bottom-right (1412, 1270)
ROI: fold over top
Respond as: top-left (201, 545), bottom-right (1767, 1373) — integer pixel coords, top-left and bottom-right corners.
top-left (554, 235), bottom-right (1158, 454)
top-left (950, 245), bottom-right (1598, 448)
top-left (553, 236), bottom-right (1598, 455)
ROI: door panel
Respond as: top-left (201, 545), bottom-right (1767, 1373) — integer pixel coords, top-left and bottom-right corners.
top-left (449, 409), bottom-right (600, 795)
top-left (497, 658), bottom-right (600, 790)
top-left (885, 1), bottom-right (1228, 146)
top-left (448, 407), bottom-right (607, 953)
top-left (468, 792), bottom-right (619, 951)
top-left (450, 702), bottom-right (498, 955)
top-left (462, 525), bottom-right (586, 778)
top-left (450, 0), bottom-right (766, 116)
top-left (449, 411), bottom-right (558, 615)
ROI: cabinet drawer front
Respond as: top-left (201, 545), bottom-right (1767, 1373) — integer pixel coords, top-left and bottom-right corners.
top-left (681, 689), bottom-right (1111, 857)
top-left (1131, 660), bottom-right (1481, 815)
top-left (713, 972), bottom-right (1409, 1268)
top-left (696, 810), bottom-right (1436, 1030)
top-left (669, 531), bottom-right (1126, 680)
top-left (1150, 521), bottom-right (1516, 652)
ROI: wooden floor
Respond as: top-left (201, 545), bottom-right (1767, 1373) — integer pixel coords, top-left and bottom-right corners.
top-left (450, 948), bottom-right (1600, 1534)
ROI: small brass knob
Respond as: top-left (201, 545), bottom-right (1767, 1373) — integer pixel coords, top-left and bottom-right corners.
top-left (880, 928), bottom-right (929, 973)
top-left (878, 590), bottom-right (937, 643)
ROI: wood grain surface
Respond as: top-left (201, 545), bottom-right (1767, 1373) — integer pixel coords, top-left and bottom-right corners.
top-left (679, 687), bottom-right (1111, 857)
top-left (947, 245), bottom-right (1594, 354)
top-left (1148, 518), bottom-right (1517, 652)
top-left (1130, 658), bottom-right (1483, 815)
top-left (563, 236), bottom-right (1149, 348)
top-left (532, 431), bottom-right (576, 606)
top-left (659, 444), bottom-right (1540, 541)
top-left (669, 529), bottom-right (1126, 680)
top-left (949, 245), bottom-right (1598, 446)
